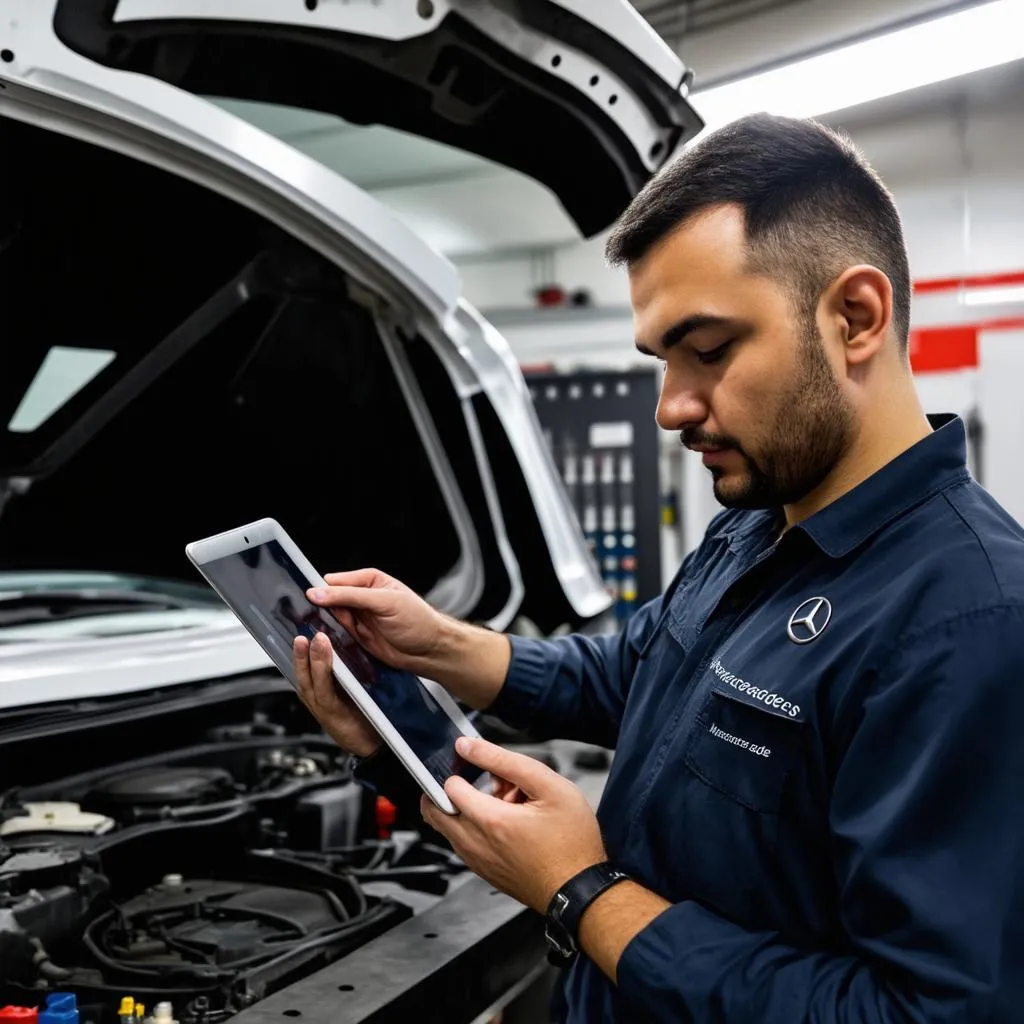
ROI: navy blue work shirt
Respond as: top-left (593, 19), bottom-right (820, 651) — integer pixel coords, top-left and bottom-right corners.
top-left (489, 414), bottom-right (1024, 1022)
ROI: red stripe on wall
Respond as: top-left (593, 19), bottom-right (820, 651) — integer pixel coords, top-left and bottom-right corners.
top-left (914, 271), bottom-right (1024, 295)
top-left (975, 316), bottom-right (1024, 333)
top-left (908, 318), bottom-right (1024, 374)
top-left (909, 326), bottom-right (978, 372)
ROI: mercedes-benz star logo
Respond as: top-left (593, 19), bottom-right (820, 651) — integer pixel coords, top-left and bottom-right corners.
top-left (787, 596), bottom-right (832, 644)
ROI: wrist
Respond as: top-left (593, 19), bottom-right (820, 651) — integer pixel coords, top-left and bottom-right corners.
top-left (349, 736), bottom-right (382, 759)
top-left (433, 616), bottom-right (510, 708)
top-left (576, 881), bottom-right (671, 984)
top-left (428, 614), bottom-right (474, 680)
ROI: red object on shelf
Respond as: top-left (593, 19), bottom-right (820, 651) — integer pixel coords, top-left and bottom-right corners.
top-left (534, 285), bottom-right (567, 307)
top-left (375, 795), bottom-right (397, 839)
top-left (0, 1008), bottom-right (39, 1021)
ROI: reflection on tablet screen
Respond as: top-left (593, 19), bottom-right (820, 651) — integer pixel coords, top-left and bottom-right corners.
top-left (201, 540), bottom-right (482, 788)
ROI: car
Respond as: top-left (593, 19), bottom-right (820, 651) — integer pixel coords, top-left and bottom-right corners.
top-left (0, 4), bottom-right (702, 1022)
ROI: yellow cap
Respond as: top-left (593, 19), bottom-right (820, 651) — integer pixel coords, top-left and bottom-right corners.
top-left (135, 1006), bottom-right (145, 1020)
top-left (119, 999), bottom-right (135, 1017)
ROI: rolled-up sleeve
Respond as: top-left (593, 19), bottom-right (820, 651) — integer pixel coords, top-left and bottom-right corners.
top-left (613, 603), bottom-right (1024, 1022)
top-left (486, 594), bottom-right (666, 749)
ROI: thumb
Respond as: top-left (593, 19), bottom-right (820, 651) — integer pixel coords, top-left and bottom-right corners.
top-left (323, 569), bottom-right (386, 588)
top-left (307, 585), bottom-right (394, 615)
top-left (455, 737), bottom-right (557, 797)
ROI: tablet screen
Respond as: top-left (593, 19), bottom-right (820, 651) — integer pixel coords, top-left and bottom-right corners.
top-left (200, 539), bottom-right (483, 789)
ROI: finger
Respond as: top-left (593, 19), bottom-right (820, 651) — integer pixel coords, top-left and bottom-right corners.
top-left (420, 793), bottom-right (456, 837)
top-left (490, 777), bottom-right (522, 802)
top-left (444, 775), bottom-right (506, 822)
top-left (308, 632), bottom-right (340, 706)
top-left (292, 635), bottom-right (314, 702)
top-left (454, 738), bottom-right (557, 797)
top-left (322, 569), bottom-right (384, 588)
top-left (307, 585), bottom-right (393, 615)
top-left (332, 608), bottom-right (359, 635)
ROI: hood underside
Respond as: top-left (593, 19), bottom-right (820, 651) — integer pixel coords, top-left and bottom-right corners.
top-left (52, 0), bottom-right (702, 238)
top-left (0, 114), bottom-right (602, 633)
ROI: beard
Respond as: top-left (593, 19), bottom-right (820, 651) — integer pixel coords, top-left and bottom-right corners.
top-left (684, 326), bottom-right (854, 510)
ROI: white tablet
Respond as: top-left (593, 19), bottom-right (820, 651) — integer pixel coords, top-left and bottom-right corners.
top-left (185, 517), bottom-right (485, 815)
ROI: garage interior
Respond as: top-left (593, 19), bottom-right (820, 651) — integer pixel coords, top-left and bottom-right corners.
top-left (2, 1), bottom-right (1023, 1022)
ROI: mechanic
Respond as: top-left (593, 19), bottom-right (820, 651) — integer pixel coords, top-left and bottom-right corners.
top-left (292, 113), bottom-right (1024, 1022)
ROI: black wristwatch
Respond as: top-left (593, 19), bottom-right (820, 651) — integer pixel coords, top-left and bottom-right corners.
top-left (544, 861), bottom-right (631, 966)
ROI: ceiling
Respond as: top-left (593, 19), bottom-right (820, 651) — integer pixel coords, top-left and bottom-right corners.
top-left (632, 0), bottom-right (806, 47)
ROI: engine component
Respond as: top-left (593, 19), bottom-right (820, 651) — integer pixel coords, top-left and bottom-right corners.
top-left (104, 877), bottom-right (351, 967)
top-left (0, 1008), bottom-right (38, 1021)
top-left (0, 730), bottom-right (464, 1021)
top-left (0, 848), bottom-right (85, 887)
top-left (79, 867), bottom-right (408, 1014)
top-left (256, 749), bottom-right (326, 781)
top-left (289, 784), bottom-right (362, 851)
top-left (0, 804), bottom-right (115, 838)
top-left (37, 993), bottom-right (78, 1024)
top-left (85, 769), bottom-right (234, 816)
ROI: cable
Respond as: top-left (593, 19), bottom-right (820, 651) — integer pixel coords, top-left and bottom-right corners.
top-left (82, 871), bottom-right (389, 986)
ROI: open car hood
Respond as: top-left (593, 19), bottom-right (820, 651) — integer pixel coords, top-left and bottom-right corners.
top-left (52, 0), bottom-right (702, 238)
top-left (0, 0), bottom-right (690, 707)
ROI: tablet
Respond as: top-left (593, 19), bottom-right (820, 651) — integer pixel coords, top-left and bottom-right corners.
top-left (185, 518), bottom-right (485, 815)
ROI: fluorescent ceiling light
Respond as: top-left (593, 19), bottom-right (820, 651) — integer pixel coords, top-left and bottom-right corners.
top-left (8, 346), bottom-right (117, 433)
top-left (962, 284), bottom-right (1024, 306)
top-left (693, 1), bottom-right (1024, 130)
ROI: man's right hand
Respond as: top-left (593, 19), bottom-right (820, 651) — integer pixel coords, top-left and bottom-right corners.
top-left (298, 568), bottom-right (513, 743)
top-left (306, 569), bottom-right (449, 676)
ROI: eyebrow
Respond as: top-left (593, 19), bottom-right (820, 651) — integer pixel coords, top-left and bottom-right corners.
top-left (635, 314), bottom-right (740, 356)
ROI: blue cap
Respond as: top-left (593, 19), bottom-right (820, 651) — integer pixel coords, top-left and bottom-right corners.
top-left (38, 994), bottom-right (78, 1024)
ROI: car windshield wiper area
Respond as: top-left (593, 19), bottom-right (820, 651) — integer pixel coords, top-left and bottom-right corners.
top-left (0, 588), bottom-right (187, 627)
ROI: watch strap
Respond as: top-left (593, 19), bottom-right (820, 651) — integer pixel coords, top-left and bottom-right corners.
top-left (545, 861), bottom-right (630, 963)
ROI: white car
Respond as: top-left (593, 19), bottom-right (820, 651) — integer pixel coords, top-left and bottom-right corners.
top-left (0, 3), bottom-right (701, 1021)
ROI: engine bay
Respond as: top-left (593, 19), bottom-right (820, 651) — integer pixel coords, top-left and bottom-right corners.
top-left (0, 682), bottom-right (467, 1024)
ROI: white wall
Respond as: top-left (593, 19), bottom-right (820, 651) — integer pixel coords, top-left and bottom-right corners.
top-left (978, 330), bottom-right (1024, 525)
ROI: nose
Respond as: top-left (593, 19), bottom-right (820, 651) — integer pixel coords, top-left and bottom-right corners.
top-left (655, 364), bottom-right (709, 432)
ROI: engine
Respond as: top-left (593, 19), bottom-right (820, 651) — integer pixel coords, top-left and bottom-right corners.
top-left (0, 719), bottom-right (465, 1024)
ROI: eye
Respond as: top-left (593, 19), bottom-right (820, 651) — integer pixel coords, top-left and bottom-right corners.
top-left (695, 339), bottom-right (735, 365)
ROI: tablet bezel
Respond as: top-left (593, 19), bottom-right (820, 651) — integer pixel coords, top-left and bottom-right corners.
top-left (185, 517), bottom-right (483, 815)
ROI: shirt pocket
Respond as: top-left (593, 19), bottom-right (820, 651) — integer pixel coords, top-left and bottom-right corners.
top-left (635, 578), bottom-right (693, 663)
top-left (684, 684), bottom-right (804, 814)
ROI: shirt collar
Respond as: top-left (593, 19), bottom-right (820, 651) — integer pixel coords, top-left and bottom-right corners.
top-left (795, 413), bottom-right (969, 559)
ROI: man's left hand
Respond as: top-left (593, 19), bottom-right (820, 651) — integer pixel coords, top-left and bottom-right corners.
top-left (421, 737), bottom-right (607, 913)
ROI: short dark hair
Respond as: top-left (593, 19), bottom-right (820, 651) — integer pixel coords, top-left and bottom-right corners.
top-left (605, 113), bottom-right (912, 350)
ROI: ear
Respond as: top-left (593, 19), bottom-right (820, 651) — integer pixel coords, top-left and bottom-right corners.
top-left (826, 265), bottom-right (893, 366)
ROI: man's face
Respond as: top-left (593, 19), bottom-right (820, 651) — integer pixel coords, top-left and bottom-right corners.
top-left (629, 205), bottom-right (854, 510)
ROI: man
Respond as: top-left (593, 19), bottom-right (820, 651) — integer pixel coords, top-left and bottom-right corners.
top-left (292, 114), bottom-right (1024, 1021)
